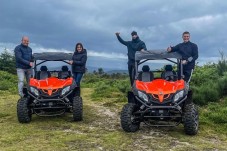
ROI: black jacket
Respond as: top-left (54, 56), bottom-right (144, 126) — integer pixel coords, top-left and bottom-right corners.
top-left (72, 49), bottom-right (87, 73)
top-left (117, 35), bottom-right (147, 65)
top-left (14, 44), bottom-right (32, 69)
top-left (171, 41), bottom-right (198, 70)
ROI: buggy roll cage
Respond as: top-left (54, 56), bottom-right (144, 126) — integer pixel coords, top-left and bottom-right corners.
top-left (32, 52), bottom-right (73, 78)
top-left (134, 50), bottom-right (183, 80)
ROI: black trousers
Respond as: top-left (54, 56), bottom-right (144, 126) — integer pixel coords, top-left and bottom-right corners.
top-left (128, 64), bottom-right (136, 86)
top-left (183, 69), bottom-right (193, 83)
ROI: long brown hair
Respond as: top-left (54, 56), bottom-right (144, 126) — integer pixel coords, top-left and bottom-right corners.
top-left (75, 43), bottom-right (84, 52)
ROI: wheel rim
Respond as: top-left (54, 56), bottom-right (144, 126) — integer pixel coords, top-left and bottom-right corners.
top-left (130, 108), bottom-right (139, 124)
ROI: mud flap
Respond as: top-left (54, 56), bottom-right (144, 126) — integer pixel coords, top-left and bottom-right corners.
top-left (23, 87), bottom-right (28, 97)
top-left (75, 87), bottom-right (81, 96)
top-left (186, 90), bottom-right (193, 104)
top-left (128, 91), bottom-right (135, 103)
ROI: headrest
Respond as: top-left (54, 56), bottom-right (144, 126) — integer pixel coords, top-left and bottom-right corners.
top-left (142, 65), bottom-right (150, 72)
top-left (165, 65), bottom-right (173, 71)
top-left (62, 65), bottom-right (69, 71)
top-left (40, 66), bottom-right (48, 71)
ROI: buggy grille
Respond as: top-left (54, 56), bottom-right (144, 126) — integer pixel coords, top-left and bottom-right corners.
top-left (39, 88), bottom-right (62, 97)
top-left (150, 93), bottom-right (174, 103)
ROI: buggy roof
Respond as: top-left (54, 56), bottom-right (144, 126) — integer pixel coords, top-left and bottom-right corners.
top-left (33, 52), bottom-right (73, 61)
top-left (135, 50), bottom-right (182, 61)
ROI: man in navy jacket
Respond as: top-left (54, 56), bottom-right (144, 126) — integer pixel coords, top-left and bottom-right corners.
top-left (14, 36), bottom-right (33, 97)
top-left (116, 31), bottom-right (147, 86)
top-left (167, 31), bottom-right (198, 83)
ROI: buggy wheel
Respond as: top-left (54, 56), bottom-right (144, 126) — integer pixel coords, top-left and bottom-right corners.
top-left (72, 96), bottom-right (83, 121)
top-left (183, 103), bottom-right (199, 135)
top-left (120, 103), bottom-right (140, 132)
top-left (17, 98), bottom-right (32, 123)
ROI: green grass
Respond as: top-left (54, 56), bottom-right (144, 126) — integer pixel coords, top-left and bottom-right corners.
top-left (0, 88), bottom-right (227, 150)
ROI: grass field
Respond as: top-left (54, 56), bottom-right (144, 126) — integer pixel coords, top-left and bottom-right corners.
top-left (0, 88), bottom-right (227, 151)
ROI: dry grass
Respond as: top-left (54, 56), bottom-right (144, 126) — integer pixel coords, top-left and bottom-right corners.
top-left (0, 88), bottom-right (227, 151)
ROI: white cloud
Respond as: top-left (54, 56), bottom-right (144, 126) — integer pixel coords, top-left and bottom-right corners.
top-left (88, 50), bottom-right (127, 60)
top-left (1, 0), bottom-right (227, 70)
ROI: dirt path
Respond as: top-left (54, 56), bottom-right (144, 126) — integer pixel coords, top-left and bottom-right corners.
top-left (81, 88), bottom-right (227, 151)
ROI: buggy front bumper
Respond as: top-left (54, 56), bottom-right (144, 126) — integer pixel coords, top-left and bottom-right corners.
top-left (27, 90), bottom-right (74, 116)
top-left (135, 95), bottom-right (187, 110)
top-left (28, 89), bottom-right (73, 102)
top-left (134, 96), bottom-right (188, 126)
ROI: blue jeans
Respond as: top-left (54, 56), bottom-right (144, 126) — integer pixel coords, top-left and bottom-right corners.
top-left (16, 68), bottom-right (32, 97)
top-left (73, 72), bottom-right (83, 87)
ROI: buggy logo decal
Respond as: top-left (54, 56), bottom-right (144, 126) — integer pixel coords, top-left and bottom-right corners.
top-left (42, 88), bottom-right (58, 96)
top-left (158, 91), bottom-right (164, 102)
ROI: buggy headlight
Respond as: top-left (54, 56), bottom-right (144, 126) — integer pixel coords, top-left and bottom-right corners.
top-left (30, 87), bottom-right (39, 96)
top-left (138, 91), bottom-right (148, 102)
top-left (61, 86), bottom-right (70, 96)
top-left (173, 90), bottom-right (184, 102)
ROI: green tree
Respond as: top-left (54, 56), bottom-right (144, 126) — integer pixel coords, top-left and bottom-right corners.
top-left (98, 68), bottom-right (104, 75)
top-left (217, 50), bottom-right (227, 76)
top-left (0, 50), bottom-right (16, 74)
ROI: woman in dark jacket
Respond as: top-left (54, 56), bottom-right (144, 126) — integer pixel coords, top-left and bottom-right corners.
top-left (69, 43), bottom-right (87, 86)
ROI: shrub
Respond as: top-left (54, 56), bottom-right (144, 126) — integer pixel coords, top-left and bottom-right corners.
top-left (217, 73), bottom-right (227, 96)
top-left (0, 71), bottom-right (17, 93)
top-left (116, 80), bottom-right (130, 94)
top-left (192, 86), bottom-right (207, 105)
top-left (192, 81), bottom-right (220, 105)
top-left (217, 51), bottom-right (227, 76)
top-left (191, 63), bottom-right (218, 87)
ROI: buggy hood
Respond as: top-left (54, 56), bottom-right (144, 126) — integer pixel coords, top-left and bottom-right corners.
top-left (136, 79), bottom-right (185, 102)
top-left (29, 77), bottom-right (73, 95)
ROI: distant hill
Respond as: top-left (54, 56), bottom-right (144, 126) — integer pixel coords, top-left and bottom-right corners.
top-left (86, 66), bottom-right (128, 74)
top-left (106, 70), bottom-right (128, 74)
top-left (35, 64), bottom-right (128, 74)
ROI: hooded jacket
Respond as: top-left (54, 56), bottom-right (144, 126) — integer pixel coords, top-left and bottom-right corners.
top-left (14, 44), bottom-right (32, 69)
top-left (171, 41), bottom-right (198, 70)
top-left (72, 49), bottom-right (87, 73)
top-left (117, 35), bottom-right (147, 65)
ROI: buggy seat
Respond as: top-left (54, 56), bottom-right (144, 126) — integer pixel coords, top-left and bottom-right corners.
top-left (138, 65), bottom-right (154, 82)
top-left (58, 66), bottom-right (71, 79)
top-left (161, 64), bottom-right (177, 81)
top-left (36, 66), bottom-right (51, 80)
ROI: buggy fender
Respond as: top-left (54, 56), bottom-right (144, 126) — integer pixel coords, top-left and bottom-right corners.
top-left (23, 87), bottom-right (28, 97)
top-left (127, 91), bottom-right (135, 103)
top-left (135, 95), bottom-right (187, 111)
top-left (186, 90), bottom-right (193, 104)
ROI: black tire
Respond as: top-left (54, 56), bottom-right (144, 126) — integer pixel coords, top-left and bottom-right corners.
top-left (17, 98), bottom-right (32, 123)
top-left (72, 96), bottom-right (83, 121)
top-left (120, 103), bottom-right (140, 132)
top-left (183, 103), bottom-right (199, 135)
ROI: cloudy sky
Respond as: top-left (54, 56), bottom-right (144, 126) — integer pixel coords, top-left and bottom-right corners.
top-left (1, 0), bottom-right (227, 70)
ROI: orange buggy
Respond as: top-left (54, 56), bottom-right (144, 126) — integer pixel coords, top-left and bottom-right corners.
top-left (120, 50), bottom-right (198, 135)
top-left (17, 52), bottom-right (82, 123)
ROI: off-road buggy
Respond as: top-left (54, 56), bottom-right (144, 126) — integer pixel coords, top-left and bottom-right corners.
top-left (17, 52), bottom-right (83, 123)
top-left (120, 50), bottom-right (199, 135)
